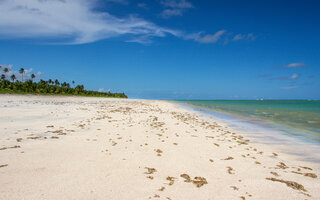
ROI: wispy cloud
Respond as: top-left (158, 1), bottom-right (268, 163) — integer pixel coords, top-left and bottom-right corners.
top-left (137, 3), bottom-right (147, 9)
top-left (190, 30), bottom-right (226, 44)
top-left (271, 73), bottom-right (299, 80)
top-left (98, 88), bottom-right (111, 92)
top-left (0, 0), bottom-right (180, 44)
top-left (0, 0), bottom-right (254, 45)
top-left (232, 33), bottom-right (256, 41)
top-left (126, 35), bottom-right (153, 44)
top-left (281, 63), bottom-right (306, 68)
top-left (280, 86), bottom-right (297, 90)
top-left (105, 0), bottom-right (128, 5)
top-left (160, 0), bottom-right (193, 18)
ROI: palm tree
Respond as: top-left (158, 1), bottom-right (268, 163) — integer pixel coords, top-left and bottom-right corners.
top-left (4, 67), bottom-right (9, 73)
top-left (48, 79), bottom-right (52, 85)
top-left (10, 74), bottom-right (16, 82)
top-left (61, 82), bottom-right (67, 87)
top-left (31, 74), bottom-right (35, 81)
top-left (54, 79), bottom-right (60, 86)
top-left (19, 68), bottom-right (25, 82)
top-left (1, 74), bottom-right (6, 80)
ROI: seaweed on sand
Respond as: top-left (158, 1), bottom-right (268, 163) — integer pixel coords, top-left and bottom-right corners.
top-left (266, 177), bottom-right (307, 192)
top-left (180, 174), bottom-right (208, 187)
top-left (0, 145), bottom-right (20, 150)
top-left (180, 174), bottom-right (192, 182)
top-left (144, 167), bottom-right (157, 174)
top-left (222, 156), bottom-right (234, 160)
top-left (166, 177), bottom-right (176, 185)
top-left (0, 164), bottom-right (8, 168)
top-left (192, 177), bottom-right (208, 187)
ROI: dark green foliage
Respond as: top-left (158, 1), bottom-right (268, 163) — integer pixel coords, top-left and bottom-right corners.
top-left (10, 74), bottom-right (16, 81)
top-left (0, 79), bottom-right (127, 98)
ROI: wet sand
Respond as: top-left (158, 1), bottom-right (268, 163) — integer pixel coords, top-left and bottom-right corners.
top-left (0, 95), bottom-right (319, 199)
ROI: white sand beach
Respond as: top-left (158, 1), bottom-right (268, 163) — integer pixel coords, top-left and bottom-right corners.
top-left (0, 95), bottom-right (319, 200)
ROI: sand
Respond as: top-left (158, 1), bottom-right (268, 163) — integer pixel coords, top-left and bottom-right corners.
top-left (0, 94), bottom-right (319, 200)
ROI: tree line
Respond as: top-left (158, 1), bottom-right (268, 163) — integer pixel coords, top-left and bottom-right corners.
top-left (0, 66), bottom-right (127, 98)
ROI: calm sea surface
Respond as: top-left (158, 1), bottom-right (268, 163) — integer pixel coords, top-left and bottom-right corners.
top-left (178, 100), bottom-right (320, 143)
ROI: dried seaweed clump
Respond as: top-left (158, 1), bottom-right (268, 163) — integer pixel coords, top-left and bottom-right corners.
top-left (192, 177), bottom-right (208, 188)
top-left (147, 176), bottom-right (154, 180)
top-left (180, 174), bottom-right (192, 182)
top-left (144, 167), bottom-right (157, 174)
top-left (180, 174), bottom-right (208, 188)
top-left (0, 145), bottom-right (21, 150)
top-left (277, 162), bottom-right (288, 169)
top-left (299, 166), bottom-right (312, 170)
top-left (227, 166), bottom-right (234, 174)
top-left (166, 176), bottom-right (176, 185)
top-left (27, 136), bottom-right (42, 140)
top-left (155, 149), bottom-right (163, 156)
top-left (230, 186), bottom-right (239, 190)
top-left (266, 177), bottom-right (307, 192)
top-left (304, 173), bottom-right (317, 178)
top-left (222, 156), bottom-right (234, 160)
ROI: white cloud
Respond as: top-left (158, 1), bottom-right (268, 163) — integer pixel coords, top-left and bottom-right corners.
top-left (36, 71), bottom-right (43, 76)
top-left (126, 35), bottom-right (153, 44)
top-left (105, 0), bottom-right (128, 5)
top-left (282, 63), bottom-right (306, 68)
top-left (191, 30), bottom-right (226, 43)
top-left (161, 9), bottom-right (183, 18)
top-left (160, 0), bottom-right (193, 18)
top-left (281, 86), bottom-right (297, 90)
top-left (137, 3), bottom-right (147, 9)
top-left (0, 0), bottom-right (180, 44)
top-left (160, 0), bottom-right (193, 9)
top-left (0, 0), bottom-right (254, 45)
top-left (98, 88), bottom-right (112, 92)
top-left (271, 73), bottom-right (299, 80)
top-left (233, 33), bottom-right (256, 41)
top-left (290, 73), bottom-right (299, 79)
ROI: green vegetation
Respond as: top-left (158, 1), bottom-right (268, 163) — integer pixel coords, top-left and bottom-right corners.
top-left (0, 66), bottom-right (127, 98)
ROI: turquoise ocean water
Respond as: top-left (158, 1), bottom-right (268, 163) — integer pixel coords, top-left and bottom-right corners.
top-left (178, 100), bottom-right (320, 143)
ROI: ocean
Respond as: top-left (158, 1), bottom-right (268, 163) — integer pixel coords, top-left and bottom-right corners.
top-left (178, 100), bottom-right (320, 143)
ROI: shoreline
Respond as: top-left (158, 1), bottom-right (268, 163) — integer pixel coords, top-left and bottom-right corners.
top-left (178, 102), bottom-right (320, 164)
top-left (0, 95), bottom-right (319, 199)
top-left (176, 100), bottom-right (320, 141)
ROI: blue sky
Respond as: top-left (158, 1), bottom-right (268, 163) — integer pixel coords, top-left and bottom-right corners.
top-left (0, 0), bottom-right (319, 99)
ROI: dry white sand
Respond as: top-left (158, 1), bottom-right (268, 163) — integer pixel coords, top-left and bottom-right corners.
top-left (0, 95), bottom-right (319, 200)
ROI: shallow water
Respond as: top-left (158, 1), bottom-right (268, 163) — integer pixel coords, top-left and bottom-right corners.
top-left (177, 100), bottom-right (320, 142)
top-left (177, 101), bottom-right (320, 164)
